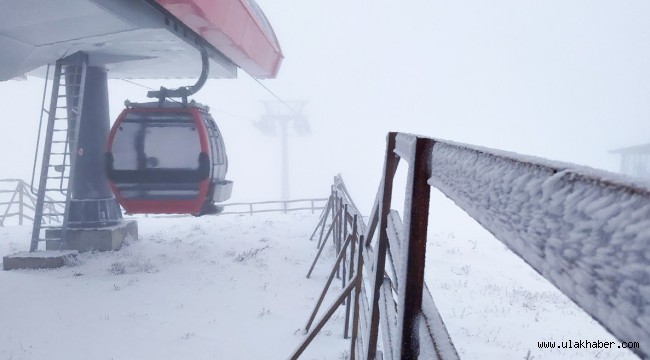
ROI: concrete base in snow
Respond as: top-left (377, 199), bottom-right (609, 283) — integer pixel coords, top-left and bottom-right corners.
top-left (45, 220), bottom-right (138, 252)
top-left (3, 250), bottom-right (78, 270)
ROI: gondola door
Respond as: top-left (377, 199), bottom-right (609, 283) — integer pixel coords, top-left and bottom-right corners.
top-left (200, 112), bottom-right (233, 207)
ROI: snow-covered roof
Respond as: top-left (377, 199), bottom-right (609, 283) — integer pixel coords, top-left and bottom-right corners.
top-left (610, 143), bottom-right (650, 155)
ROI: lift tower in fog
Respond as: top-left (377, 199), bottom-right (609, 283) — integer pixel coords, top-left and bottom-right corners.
top-left (256, 101), bottom-right (309, 200)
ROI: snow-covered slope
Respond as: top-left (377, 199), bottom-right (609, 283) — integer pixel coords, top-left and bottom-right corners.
top-left (0, 214), bottom-right (348, 360)
top-left (0, 211), bottom-right (640, 359)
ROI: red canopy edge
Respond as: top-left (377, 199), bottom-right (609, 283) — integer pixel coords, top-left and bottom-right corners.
top-left (154, 0), bottom-right (283, 78)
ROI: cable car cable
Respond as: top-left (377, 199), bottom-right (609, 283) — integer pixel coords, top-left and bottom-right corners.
top-left (246, 73), bottom-right (302, 117)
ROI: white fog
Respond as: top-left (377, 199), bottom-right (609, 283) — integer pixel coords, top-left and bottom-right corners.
top-left (0, 1), bottom-right (648, 359)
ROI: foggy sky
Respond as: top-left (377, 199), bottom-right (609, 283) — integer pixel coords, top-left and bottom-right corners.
top-left (1, 0), bottom-right (649, 212)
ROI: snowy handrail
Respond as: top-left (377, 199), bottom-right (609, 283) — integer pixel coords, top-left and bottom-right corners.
top-left (428, 138), bottom-right (650, 358)
top-left (294, 132), bottom-right (649, 359)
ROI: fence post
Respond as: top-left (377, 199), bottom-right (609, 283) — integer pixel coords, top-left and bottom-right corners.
top-left (18, 181), bottom-right (24, 225)
top-left (349, 234), bottom-right (364, 360)
top-left (330, 186), bottom-right (336, 238)
top-left (336, 196), bottom-right (343, 279)
top-left (341, 204), bottom-right (348, 291)
top-left (344, 214), bottom-right (358, 339)
top-left (394, 137), bottom-right (434, 359)
top-left (365, 132), bottom-right (398, 359)
top-left (1, 180), bottom-right (20, 227)
top-left (317, 194), bottom-right (333, 248)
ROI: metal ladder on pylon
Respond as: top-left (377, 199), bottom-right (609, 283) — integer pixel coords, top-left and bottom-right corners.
top-left (30, 54), bottom-right (88, 252)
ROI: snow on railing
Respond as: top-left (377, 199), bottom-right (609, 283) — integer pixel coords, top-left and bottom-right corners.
top-left (290, 132), bottom-right (649, 359)
top-left (428, 139), bottom-right (650, 359)
top-left (0, 179), bottom-right (62, 227)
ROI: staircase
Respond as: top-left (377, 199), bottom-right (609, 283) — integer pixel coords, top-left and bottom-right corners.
top-left (30, 55), bottom-right (88, 252)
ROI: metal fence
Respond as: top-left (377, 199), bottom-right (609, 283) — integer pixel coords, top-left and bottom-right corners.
top-left (219, 198), bottom-right (328, 215)
top-left (1, 178), bottom-right (327, 226)
top-left (291, 132), bottom-right (650, 359)
top-left (142, 198), bottom-right (329, 219)
top-left (0, 179), bottom-right (63, 227)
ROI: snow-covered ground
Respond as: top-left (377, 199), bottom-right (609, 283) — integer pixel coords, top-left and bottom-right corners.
top-left (0, 213), bottom-right (348, 360)
top-left (0, 210), bottom-right (641, 360)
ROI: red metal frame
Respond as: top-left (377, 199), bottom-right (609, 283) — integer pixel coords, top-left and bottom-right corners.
top-left (106, 107), bottom-right (210, 215)
top-left (154, 0), bottom-right (283, 78)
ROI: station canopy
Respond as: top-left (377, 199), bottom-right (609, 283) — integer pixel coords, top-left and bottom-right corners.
top-left (0, 0), bottom-right (283, 81)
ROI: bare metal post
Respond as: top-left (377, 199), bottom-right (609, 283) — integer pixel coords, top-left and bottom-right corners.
top-left (309, 196), bottom-right (330, 242)
top-left (309, 210), bottom-right (326, 241)
top-left (304, 234), bottom-right (353, 332)
top-left (317, 194), bottom-right (333, 247)
top-left (330, 186), bottom-right (336, 241)
top-left (307, 210), bottom-right (341, 278)
top-left (290, 236), bottom-right (365, 360)
top-left (336, 197), bottom-right (343, 279)
top-left (289, 276), bottom-right (357, 360)
top-left (350, 235), bottom-right (365, 360)
top-left (344, 214), bottom-right (358, 339)
top-left (341, 204), bottom-right (349, 293)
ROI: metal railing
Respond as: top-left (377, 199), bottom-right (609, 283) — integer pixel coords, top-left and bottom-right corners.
top-left (0, 179), bottom-right (63, 227)
top-left (0, 177), bottom-right (327, 224)
top-left (142, 198), bottom-right (329, 219)
top-left (219, 198), bottom-right (328, 215)
top-left (291, 132), bottom-right (650, 359)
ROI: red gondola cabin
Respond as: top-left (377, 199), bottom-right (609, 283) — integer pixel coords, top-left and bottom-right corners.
top-left (106, 101), bottom-right (232, 215)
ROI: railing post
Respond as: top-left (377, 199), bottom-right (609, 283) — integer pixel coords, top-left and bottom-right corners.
top-left (1, 180), bottom-right (20, 227)
top-left (344, 214), bottom-right (358, 339)
top-left (18, 181), bottom-right (24, 225)
top-left (350, 234), bottom-right (365, 360)
top-left (394, 137), bottom-right (434, 359)
top-left (317, 195), bottom-right (333, 248)
top-left (330, 186), bottom-right (336, 235)
top-left (341, 204), bottom-right (348, 298)
top-left (341, 204), bottom-right (348, 292)
top-left (365, 132), bottom-right (398, 360)
top-left (336, 196), bottom-right (343, 279)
